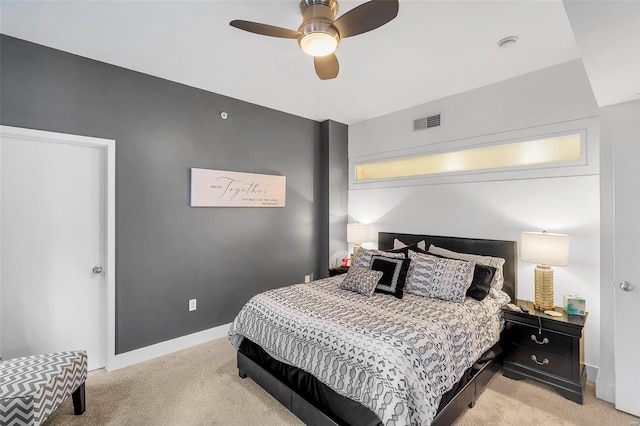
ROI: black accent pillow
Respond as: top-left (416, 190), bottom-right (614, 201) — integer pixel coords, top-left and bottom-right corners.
top-left (465, 264), bottom-right (496, 301)
top-left (412, 249), bottom-right (496, 301)
top-left (370, 255), bottom-right (411, 299)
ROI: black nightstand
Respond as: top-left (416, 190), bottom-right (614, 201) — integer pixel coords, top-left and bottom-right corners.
top-left (502, 299), bottom-right (587, 404)
top-left (328, 266), bottom-right (349, 276)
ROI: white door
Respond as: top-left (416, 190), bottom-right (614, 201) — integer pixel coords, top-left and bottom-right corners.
top-left (1, 127), bottom-right (107, 371)
top-left (613, 105), bottom-right (640, 416)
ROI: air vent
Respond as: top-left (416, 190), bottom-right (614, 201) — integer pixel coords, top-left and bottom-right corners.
top-left (427, 114), bottom-right (441, 128)
top-left (413, 117), bottom-right (427, 131)
top-left (413, 114), bottom-right (441, 131)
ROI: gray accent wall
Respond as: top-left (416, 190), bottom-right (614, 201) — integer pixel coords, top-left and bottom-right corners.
top-left (321, 120), bottom-right (349, 273)
top-left (0, 35), bottom-right (345, 354)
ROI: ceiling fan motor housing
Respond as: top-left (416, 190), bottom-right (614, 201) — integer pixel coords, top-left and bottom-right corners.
top-left (298, 0), bottom-right (341, 53)
top-left (300, 0), bottom-right (339, 20)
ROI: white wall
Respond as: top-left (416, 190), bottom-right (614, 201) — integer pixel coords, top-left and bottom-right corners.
top-left (349, 60), bottom-right (601, 379)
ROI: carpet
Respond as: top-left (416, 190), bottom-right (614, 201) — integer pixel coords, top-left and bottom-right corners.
top-left (43, 338), bottom-right (639, 425)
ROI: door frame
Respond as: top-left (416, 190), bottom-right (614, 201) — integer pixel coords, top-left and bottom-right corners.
top-left (0, 125), bottom-right (116, 370)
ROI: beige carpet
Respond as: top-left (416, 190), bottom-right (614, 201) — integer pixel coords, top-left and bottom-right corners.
top-left (44, 338), bottom-right (639, 426)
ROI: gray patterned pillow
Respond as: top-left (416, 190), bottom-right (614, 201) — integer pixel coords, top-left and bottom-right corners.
top-left (339, 267), bottom-right (383, 297)
top-left (428, 244), bottom-right (505, 292)
top-left (406, 251), bottom-right (476, 303)
top-left (352, 248), bottom-right (405, 268)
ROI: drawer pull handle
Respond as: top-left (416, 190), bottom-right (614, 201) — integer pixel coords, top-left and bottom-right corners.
top-left (530, 335), bottom-right (549, 345)
top-left (531, 355), bottom-right (549, 366)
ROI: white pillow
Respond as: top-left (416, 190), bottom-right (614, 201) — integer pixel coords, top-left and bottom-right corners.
top-left (393, 238), bottom-right (426, 250)
top-left (428, 244), bottom-right (505, 292)
top-left (406, 251), bottom-right (475, 303)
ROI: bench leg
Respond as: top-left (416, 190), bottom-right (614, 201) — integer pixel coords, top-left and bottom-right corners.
top-left (72, 382), bottom-right (86, 415)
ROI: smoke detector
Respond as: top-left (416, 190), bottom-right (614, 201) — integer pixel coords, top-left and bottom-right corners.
top-left (497, 36), bottom-right (519, 49)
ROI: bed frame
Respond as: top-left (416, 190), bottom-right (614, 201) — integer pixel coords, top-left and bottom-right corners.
top-left (237, 232), bottom-right (517, 426)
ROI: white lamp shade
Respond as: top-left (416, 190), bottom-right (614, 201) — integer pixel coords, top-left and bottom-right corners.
top-left (347, 223), bottom-right (371, 243)
top-left (521, 231), bottom-right (570, 266)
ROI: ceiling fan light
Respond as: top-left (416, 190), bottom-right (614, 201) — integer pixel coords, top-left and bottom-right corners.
top-left (300, 32), bottom-right (338, 56)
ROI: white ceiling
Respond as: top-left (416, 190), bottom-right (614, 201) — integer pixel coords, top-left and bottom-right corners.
top-left (0, 0), bottom-right (638, 125)
top-left (563, 0), bottom-right (640, 108)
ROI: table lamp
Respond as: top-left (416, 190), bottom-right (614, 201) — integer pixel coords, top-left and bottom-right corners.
top-left (521, 231), bottom-right (570, 310)
top-left (347, 223), bottom-right (371, 264)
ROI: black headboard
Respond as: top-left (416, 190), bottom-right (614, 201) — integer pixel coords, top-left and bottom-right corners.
top-left (378, 232), bottom-right (517, 302)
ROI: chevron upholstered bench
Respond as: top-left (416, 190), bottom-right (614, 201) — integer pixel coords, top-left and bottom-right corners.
top-left (0, 351), bottom-right (87, 425)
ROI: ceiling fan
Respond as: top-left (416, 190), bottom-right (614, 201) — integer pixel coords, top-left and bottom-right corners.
top-left (230, 0), bottom-right (399, 80)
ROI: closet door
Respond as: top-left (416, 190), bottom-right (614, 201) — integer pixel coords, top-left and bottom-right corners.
top-left (612, 102), bottom-right (640, 417)
top-left (1, 126), bottom-right (109, 371)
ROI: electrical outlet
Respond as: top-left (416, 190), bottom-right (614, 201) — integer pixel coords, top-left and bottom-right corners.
top-left (189, 299), bottom-right (197, 312)
top-left (304, 275), bottom-right (311, 284)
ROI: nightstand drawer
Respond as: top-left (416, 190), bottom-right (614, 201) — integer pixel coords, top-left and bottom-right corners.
top-left (507, 346), bottom-right (572, 379)
top-left (508, 323), bottom-right (572, 356)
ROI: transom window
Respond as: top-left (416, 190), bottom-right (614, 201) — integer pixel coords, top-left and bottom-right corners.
top-left (355, 133), bottom-right (582, 182)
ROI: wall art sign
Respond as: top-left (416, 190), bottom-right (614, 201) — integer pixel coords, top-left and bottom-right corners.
top-left (190, 168), bottom-right (286, 207)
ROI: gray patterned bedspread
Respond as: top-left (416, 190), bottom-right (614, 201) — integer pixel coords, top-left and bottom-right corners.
top-left (229, 276), bottom-right (510, 426)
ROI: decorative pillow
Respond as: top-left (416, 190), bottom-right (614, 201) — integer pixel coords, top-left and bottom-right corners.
top-left (370, 255), bottom-right (411, 299)
top-left (428, 244), bottom-right (506, 293)
top-left (406, 251), bottom-right (475, 303)
top-left (339, 267), bottom-right (383, 297)
top-left (425, 251), bottom-right (497, 301)
top-left (393, 238), bottom-right (426, 251)
top-left (465, 264), bottom-right (496, 301)
top-left (353, 248), bottom-right (404, 268)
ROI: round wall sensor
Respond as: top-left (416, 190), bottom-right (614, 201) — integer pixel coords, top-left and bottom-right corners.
top-left (220, 112), bottom-right (228, 119)
top-left (497, 36), bottom-right (519, 49)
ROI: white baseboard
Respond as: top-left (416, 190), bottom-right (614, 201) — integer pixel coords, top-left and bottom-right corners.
top-left (585, 364), bottom-right (598, 383)
top-left (105, 322), bottom-right (231, 372)
top-left (596, 375), bottom-right (615, 403)
top-left (586, 364), bottom-right (617, 404)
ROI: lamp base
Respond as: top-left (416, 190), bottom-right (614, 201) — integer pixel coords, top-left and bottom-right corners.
top-left (350, 243), bottom-right (362, 266)
top-left (534, 264), bottom-right (555, 310)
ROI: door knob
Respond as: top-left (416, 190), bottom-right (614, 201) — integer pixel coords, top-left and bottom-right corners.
top-left (92, 265), bottom-right (103, 274)
top-left (619, 281), bottom-right (634, 292)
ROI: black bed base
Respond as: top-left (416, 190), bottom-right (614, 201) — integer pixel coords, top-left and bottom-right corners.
top-left (431, 358), bottom-right (500, 426)
top-left (237, 344), bottom-right (502, 426)
top-left (238, 351), bottom-right (340, 426)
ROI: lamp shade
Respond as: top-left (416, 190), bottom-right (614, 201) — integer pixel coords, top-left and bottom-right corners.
top-left (347, 223), bottom-right (371, 243)
top-left (521, 231), bottom-right (570, 266)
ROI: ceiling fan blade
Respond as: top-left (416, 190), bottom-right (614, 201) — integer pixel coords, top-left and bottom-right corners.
top-left (230, 20), bottom-right (301, 39)
top-left (314, 54), bottom-right (339, 80)
top-left (332, 0), bottom-right (399, 39)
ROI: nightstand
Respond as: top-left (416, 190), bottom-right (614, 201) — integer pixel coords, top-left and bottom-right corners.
top-left (502, 299), bottom-right (587, 404)
top-left (328, 266), bottom-right (349, 276)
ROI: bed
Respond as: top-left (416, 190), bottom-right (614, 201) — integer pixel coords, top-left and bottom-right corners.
top-left (229, 232), bottom-right (517, 425)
